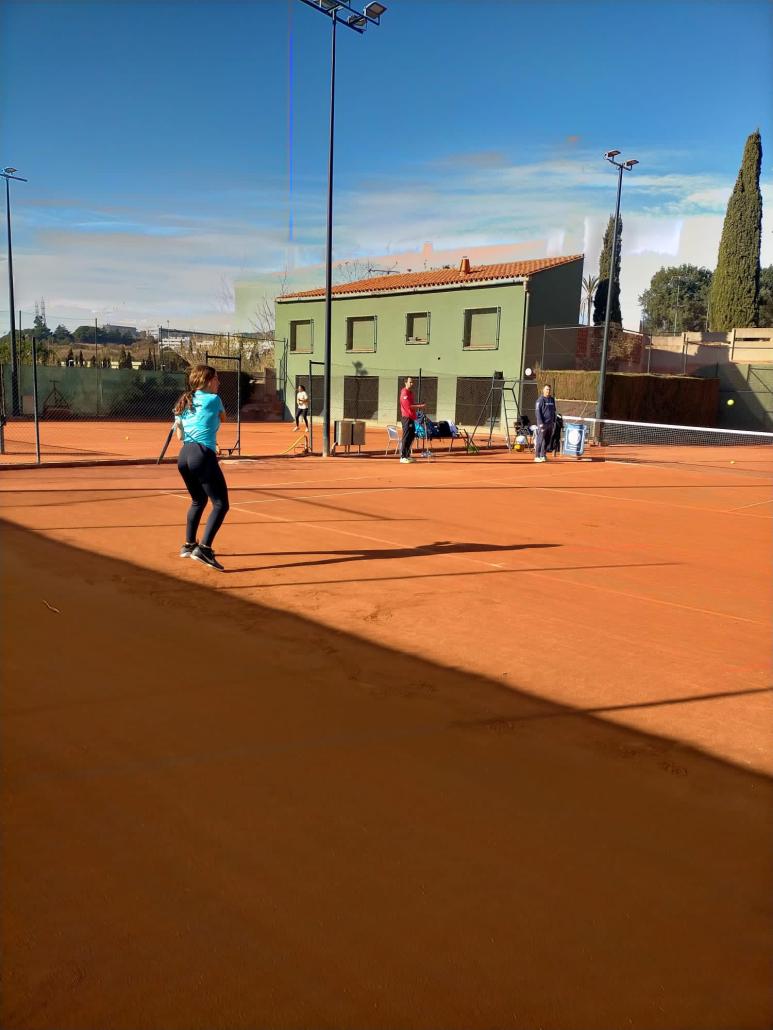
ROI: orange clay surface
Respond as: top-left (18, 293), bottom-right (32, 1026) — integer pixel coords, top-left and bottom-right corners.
top-left (2, 433), bottom-right (772, 1029)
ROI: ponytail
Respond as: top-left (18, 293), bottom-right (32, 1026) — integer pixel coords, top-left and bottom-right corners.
top-left (173, 364), bottom-right (218, 415)
top-left (174, 390), bottom-right (194, 415)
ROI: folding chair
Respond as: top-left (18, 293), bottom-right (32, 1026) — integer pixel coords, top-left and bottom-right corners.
top-left (385, 424), bottom-right (400, 456)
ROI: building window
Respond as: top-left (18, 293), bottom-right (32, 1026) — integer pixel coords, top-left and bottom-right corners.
top-left (346, 316), bottom-right (377, 353)
top-left (344, 376), bottom-right (379, 419)
top-left (462, 307), bottom-right (500, 350)
top-left (290, 319), bottom-right (313, 353)
top-left (456, 376), bottom-right (501, 427)
top-left (405, 312), bottom-right (430, 345)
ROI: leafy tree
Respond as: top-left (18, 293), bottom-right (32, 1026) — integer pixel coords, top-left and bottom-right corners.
top-left (709, 130), bottom-right (763, 329)
top-left (593, 214), bottom-right (622, 325)
top-left (639, 265), bottom-right (713, 334)
top-left (53, 324), bottom-right (72, 341)
top-left (118, 348), bottom-right (133, 370)
top-left (65, 347), bottom-right (75, 366)
top-left (73, 325), bottom-right (94, 342)
top-left (32, 313), bottom-right (51, 339)
top-left (758, 265), bottom-right (773, 327)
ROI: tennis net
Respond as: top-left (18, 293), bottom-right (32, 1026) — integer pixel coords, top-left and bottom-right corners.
top-left (564, 417), bottom-right (773, 473)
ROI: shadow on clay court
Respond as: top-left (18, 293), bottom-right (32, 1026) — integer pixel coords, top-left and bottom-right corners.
top-left (222, 539), bottom-right (559, 573)
top-left (220, 559), bottom-right (680, 590)
top-left (456, 685), bottom-right (773, 724)
top-left (2, 520), bottom-right (771, 1030)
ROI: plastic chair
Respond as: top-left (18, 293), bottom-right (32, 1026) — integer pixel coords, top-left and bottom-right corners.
top-left (385, 424), bottom-right (400, 456)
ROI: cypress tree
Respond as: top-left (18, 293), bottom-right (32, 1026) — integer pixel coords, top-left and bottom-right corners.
top-left (709, 130), bottom-right (762, 330)
top-left (593, 214), bottom-right (623, 325)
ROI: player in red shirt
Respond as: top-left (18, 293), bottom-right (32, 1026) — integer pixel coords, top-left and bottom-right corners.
top-left (398, 376), bottom-right (424, 463)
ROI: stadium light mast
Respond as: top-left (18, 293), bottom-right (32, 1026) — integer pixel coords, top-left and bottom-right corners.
top-left (596, 151), bottom-right (638, 435)
top-left (2, 166), bottom-right (27, 421)
top-left (298, 0), bottom-right (387, 456)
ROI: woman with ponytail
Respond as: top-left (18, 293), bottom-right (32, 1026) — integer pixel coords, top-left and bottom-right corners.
top-left (173, 364), bottom-right (230, 571)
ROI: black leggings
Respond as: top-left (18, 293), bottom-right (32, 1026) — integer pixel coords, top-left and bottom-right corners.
top-left (295, 408), bottom-right (309, 428)
top-left (401, 416), bottom-right (415, 459)
top-left (177, 442), bottom-right (230, 547)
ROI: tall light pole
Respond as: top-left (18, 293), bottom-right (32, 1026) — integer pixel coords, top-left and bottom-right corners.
top-left (596, 151), bottom-right (638, 431)
top-left (298, 0), bottom-right (387, 456)
top-left (2, 167), bottom-right (27, 418)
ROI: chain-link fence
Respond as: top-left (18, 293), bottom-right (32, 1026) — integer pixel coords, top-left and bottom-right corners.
top-left (0, 310), bottom-right (284, 464)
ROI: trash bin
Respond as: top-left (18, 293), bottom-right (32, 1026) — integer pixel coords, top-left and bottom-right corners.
top-left (562, 421), bottom-right (588, 458)
top-left (334, 420), bottom-right (353, 446)
top-left (351, 420), bottom-right (366, 446)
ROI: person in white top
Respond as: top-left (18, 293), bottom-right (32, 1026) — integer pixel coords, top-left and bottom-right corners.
top-left (295, 385), bottom-right (309, 430)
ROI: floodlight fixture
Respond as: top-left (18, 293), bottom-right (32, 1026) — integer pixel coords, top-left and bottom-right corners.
top-left (297, 0), bottom-right (387, 456)
top-left (364, 1), bottom-right (386, 21)
top-left (596, 150), bottom-right (640, 434)
top-left (3, 164), bottom-right (27, 425)
top-left (524, 366), bottom-right (534, 378)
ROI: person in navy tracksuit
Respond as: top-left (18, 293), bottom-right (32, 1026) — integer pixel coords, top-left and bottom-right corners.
top-left (534, 384), bottom-right (557, 463)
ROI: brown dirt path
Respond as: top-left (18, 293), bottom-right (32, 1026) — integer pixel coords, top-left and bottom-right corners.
top-left (2, 522), bottom-right (772, 1030)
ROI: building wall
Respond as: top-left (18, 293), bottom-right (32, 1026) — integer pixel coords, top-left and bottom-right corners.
top-left (276, 281), bottom-right (528, 425)
top-left (525, 259), bottom-right (584, 331)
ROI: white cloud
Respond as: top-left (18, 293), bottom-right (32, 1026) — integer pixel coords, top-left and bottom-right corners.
top-left (2, 147), bottom-right (771, 333)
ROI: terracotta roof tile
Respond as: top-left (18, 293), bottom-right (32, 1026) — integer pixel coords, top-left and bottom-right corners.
top-left (279, 254), bottom-right (583, 300)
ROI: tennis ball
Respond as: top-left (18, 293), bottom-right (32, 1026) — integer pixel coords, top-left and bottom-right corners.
top-left (125, 435), bottom-right (129, 439)
top-left (727, 398), bottom-right (735, 406)
top-left (730, 460), bottom-right (736, 464)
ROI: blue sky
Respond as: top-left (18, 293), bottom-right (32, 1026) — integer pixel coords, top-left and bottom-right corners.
top-left (1, 0), bottom-right (771, 332)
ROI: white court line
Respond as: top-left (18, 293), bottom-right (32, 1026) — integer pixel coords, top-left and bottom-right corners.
top-left (161, 489), bottom-right (765, 624)
top-left (162, 487), bottom-right (508, 571)
top-left (233, 504), bottom-right (766, 624)
top-left (726, 496), bottom-right (773, 512)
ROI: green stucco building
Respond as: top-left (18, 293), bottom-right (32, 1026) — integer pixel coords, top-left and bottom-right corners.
top-left (275, 254), bottom-right (583, 427)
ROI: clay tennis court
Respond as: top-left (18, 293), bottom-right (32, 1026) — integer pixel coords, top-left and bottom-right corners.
top-left (2, 437), bottom-right (772, 1029)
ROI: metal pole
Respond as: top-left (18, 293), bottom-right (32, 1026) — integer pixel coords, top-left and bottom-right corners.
top-left (596, 164), bottom-right (624, 431)
top-left (487, 372), bottom-right (497, 446)
top-left (673, 279), bottom-right (680, 336)
top-left (94, 317), bottom-right (100, 415)
top-left (31, 335), bottom-right (40, 464)
top-left (0, 361), bottom-right (6, 454)
top-left (308, 360), bottom-right (314, 453)
top-left (235, 354), bottom-right (241, 454)
top-left (322, 13), bottom-right (337, 457)
top-left (5, 177), bottom-right (19, 416)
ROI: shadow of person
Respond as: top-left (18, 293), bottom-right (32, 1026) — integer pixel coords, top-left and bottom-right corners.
top-left (225, 540), bottom-right (560, 574)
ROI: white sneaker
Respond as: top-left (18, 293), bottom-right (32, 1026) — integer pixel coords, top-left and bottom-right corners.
top-left (400, 457), bottom-right (412, 464)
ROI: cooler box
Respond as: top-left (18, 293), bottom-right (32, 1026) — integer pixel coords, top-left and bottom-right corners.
top-left (562, 421), bottom-right (588, 457)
